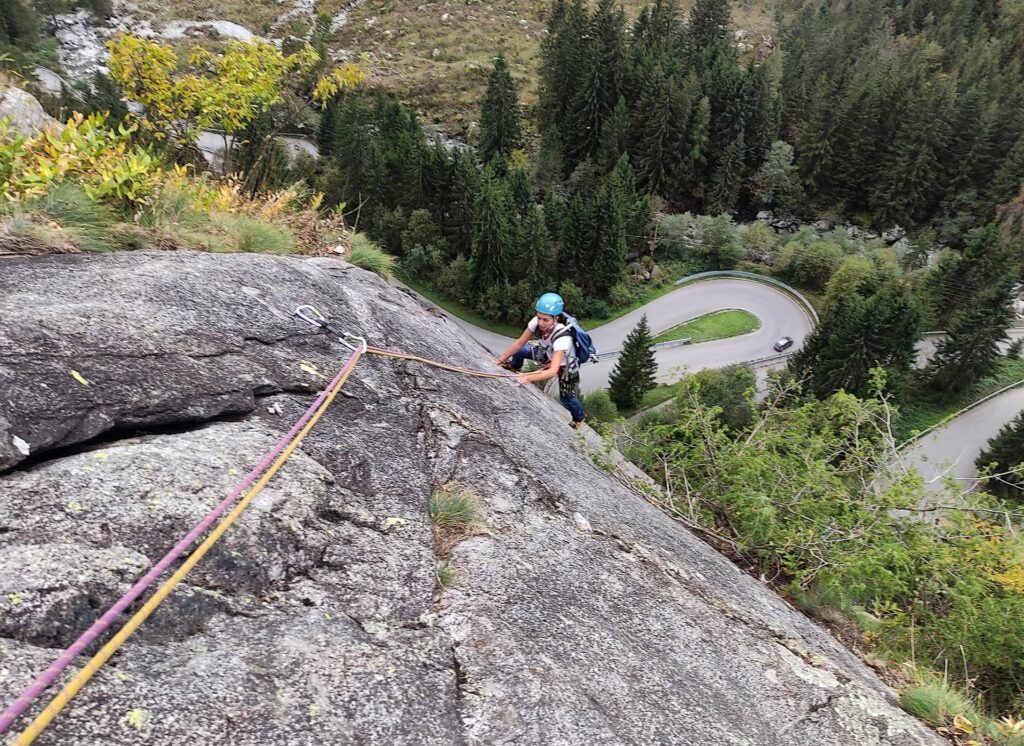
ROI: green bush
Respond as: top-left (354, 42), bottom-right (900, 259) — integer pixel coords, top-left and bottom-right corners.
top-left (739, 221), bottom-right (779, 264)
top-left (582, 390), bottom-right (618, 423)
top-left (775, 233), bottom-right (843, 290)
top-left (558, 281), bottom-right (586, 316)
top-left (349, 233), bottom-right (396, 278)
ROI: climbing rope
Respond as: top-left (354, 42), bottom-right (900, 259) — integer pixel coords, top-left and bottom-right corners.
top-left (1, 306), bottom-right (519, 743)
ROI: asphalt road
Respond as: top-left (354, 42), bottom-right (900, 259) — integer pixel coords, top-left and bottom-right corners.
top-left (443, 278), bottom-right (815, 394)
top-left (411, 280), bottom-right (1024, 491)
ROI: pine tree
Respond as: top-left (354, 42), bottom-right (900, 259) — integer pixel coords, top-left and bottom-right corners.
top-left (608, 315), bottom-right (658, 409)
top-left (537, 0), bottom-right (586, 137)
top-left (237, 112), bottom-right (291, 194)
top-left (519, 204), bottom-right (551, 295)
top-left (791, 261), bottom-right (921, 399)
top-left (0, 0), bottom-right (37, 46)
top-left (929, 285), bottom-right (1014, 395)
top-left (563, 0), bottom-right (624, 170)
top-left (705, 130), bottom-right (744, 215)
top-left (750, 140), bottom-right (804, 213)
top-left (740, 61), bottom-right (778, 181)
top-left (317, 96), bottom-right (341, 158)
top-left (596, 96), bottom-right (629, 173)
top-left (594, 162), bottom-right (629, 295)
top-left (479, 53), bottom-right (522, 164)
top-left (688, 0), bottom-right (730, 51)
top-left (876, 80), bottom-right (953, 226)
top-left (470, 169), bottom-right (516, 293)
top-left (976, 411), bottom-right (1024, 500)
top-left (796, 75), bottom-right (841, 195)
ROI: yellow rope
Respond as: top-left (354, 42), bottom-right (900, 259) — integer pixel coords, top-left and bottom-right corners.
top-left (366, 348), bottom-right (516, 379)
top-left (13, 347), bottom-right (364, 746)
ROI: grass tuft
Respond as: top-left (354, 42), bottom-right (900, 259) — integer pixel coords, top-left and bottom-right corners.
top-left (429, 485), bottom-right (485, 557)
top-left (348, 233), bottom-right (396, 278)
top-left (211, 213), bottom-right (296, 254)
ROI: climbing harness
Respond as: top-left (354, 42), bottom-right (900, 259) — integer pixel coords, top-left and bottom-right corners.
top-left (0, 305), bottom-right (519, 745)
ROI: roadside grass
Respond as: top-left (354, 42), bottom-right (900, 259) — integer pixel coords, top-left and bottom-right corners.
top-left (895, 359), bottom-right (1024, 444)
top-left (399, 276), bottom-right (522, 338)
top-left (653, 309), bottom-right (760, 344)
top-left (402, 261), bottom-right (701, 340)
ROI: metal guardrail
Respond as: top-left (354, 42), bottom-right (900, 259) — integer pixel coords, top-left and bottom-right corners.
top-left (673, 270), bottom-right (819, 325)
top-left (600, 337), bottom-right (692, 359)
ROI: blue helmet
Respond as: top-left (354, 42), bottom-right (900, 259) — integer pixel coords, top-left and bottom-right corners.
top-left (535, 292), bottom-right (564, 316)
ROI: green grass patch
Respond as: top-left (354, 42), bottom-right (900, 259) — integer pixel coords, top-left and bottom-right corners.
top-left (211, 213), bottom-right (296, 254)
top-left (653, 309), bottom-right (760, 344)
top-left (348, 233), bottom-right (396, 278)
top-left (429, 485), bottom-right (485, 557)
top-left (616, 380), bottom-right (687, 419)
top-left (26, 184), bottom-right (119, 252)
top-left (436, 562), bottom-right (458, 589)
top-left (900, 682), bottom-right (975, 728)
top-left (400, 276), bottom-right (522, 338)
top-left (896, 358), bottom-right (1024, 444)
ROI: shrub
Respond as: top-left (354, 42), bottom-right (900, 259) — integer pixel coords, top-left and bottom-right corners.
top-left (435, 254), bottom-right (473, 305)
top-left (558, 281), bottom-right (586, 316)
top-left (0, 112), bottom-right (160, 205)
top-left (656, 212), bottom-right (698, 260)
top-left (775, 235), bottom-right (843, 290)
top-left (400, 244), bottom-right (442, 280)
top-left (608, 281), bottom-right (633, 309)
top-left (740, 221), bottom-right (779, 264)
top-left (348, 233), bottom-right (396, 278)
top-left (695, 214), bottom-right (743, 269)
top-left (587, 298), bottom-right (611, 319)
top-left (582, 390), bottom-right (618, 423)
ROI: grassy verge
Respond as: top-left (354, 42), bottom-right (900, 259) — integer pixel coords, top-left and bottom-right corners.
top-left (398, 276), bottom-right (522, 337)
top-left (896, 358), bottom-right (1024, 443)
top-left (615, 380), bottom-right (687, 419)
top-left (653, 309), bottom-right (760, 344)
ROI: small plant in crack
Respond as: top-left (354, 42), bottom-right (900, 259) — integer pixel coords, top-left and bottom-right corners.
top-left (429, 484), bottom-right (485, 558)
top-left (436, 562), bottom-right (459, 589)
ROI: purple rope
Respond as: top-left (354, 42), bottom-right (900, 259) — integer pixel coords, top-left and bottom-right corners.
top-left (0, 350), bottom-right (359, 735)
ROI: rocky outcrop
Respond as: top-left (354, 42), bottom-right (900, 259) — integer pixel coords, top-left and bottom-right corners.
top-left (0, 251), bottom-right (942, 744)
top-left (0, 87), bottom-right (59, 137)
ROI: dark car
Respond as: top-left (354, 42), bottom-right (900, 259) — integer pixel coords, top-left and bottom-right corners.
top-left (773, 336), bottom-right (794, 352)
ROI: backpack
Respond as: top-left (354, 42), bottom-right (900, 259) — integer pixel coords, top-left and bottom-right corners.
top-left (552, 314), bottom-right (598, 364)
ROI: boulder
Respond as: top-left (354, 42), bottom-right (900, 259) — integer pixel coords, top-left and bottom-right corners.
top-left (0, 251), bottom-right (944, 744)
top-left (0, 87), bottom-right (60, 137)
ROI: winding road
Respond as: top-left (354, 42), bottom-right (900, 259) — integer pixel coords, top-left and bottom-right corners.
top-left (412, 276), bottom-right (1024, 492)
top-left (442, 277), bottom-right (816, 394)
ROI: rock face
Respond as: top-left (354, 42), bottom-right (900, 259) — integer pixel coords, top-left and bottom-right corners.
top-left (0, 87), bottom-right (59, 137)
top-left (0, 251), bottom-right (942, 745)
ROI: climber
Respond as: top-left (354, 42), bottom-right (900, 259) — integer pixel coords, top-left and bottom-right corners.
top-left (495, 292), bottom-right (588, 429)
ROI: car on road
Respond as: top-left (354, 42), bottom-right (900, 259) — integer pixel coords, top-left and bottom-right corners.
top-left (773, 336), bottom-right (794, 352)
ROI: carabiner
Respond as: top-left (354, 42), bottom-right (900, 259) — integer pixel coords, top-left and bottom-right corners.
top-left (295, 305), bottom-right (328, 329)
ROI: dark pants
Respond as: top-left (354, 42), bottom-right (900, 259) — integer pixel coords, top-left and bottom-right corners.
top-left (508, 343), bottom-right (586, 422)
